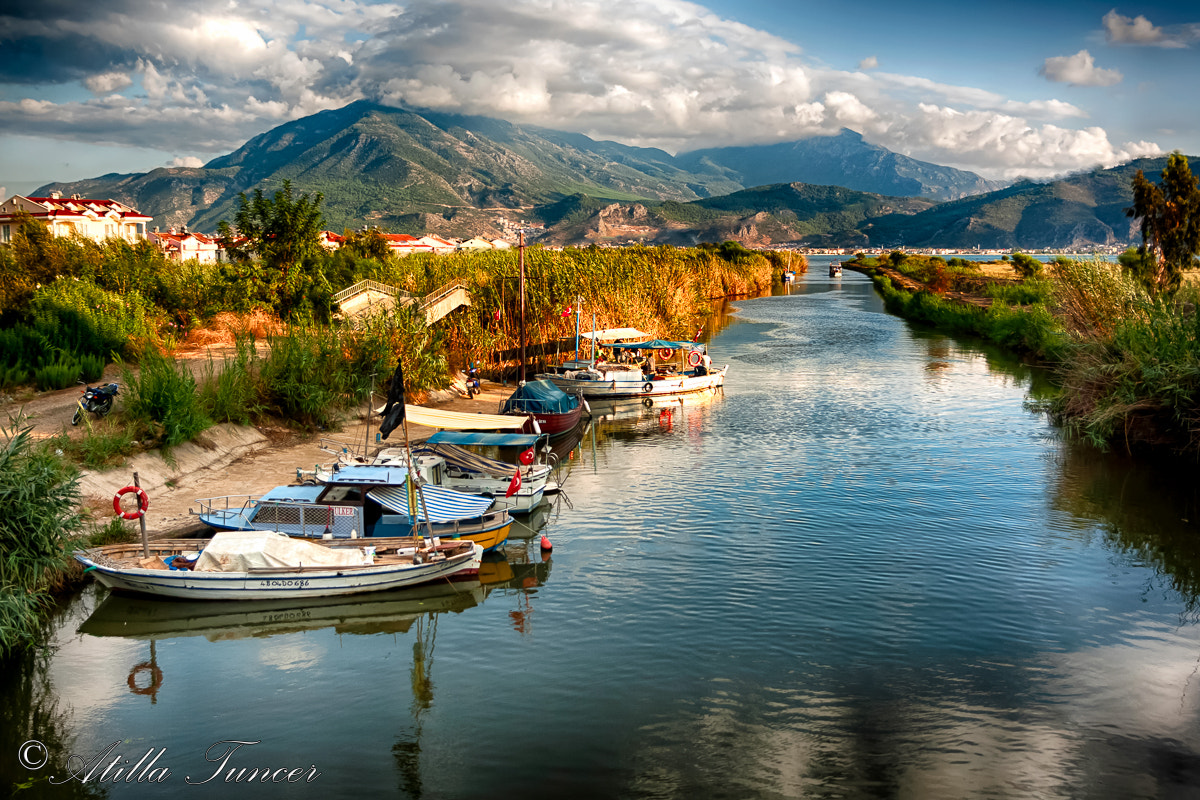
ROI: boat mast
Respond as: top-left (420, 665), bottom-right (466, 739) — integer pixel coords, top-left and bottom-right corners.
top-left (574, 295), bottom-right (581, 363)
top-left (518, 230), bottom-right (526, 384)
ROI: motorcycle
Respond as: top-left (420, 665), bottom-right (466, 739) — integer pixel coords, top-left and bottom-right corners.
top-left (72, 382), bottom-right (119, 425)
top-left (465, 364), bottom-right (481, 398)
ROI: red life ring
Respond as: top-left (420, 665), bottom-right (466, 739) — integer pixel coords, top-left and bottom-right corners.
top-left (114, 486), bottom-right (149, 520)
top-left (658, 348), bottom-right (674, 360)
top-left (687, 350), bottom-right (703, 367)
top-left (127, 661), bottom-right (163, 695)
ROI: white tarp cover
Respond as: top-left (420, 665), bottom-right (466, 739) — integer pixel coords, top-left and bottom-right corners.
top-left (195, 531), bottom-right (371, 573)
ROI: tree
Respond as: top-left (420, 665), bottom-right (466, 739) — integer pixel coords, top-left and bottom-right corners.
top-left (342, 227), bottom-right (392, 262)
top-left (217, 180), bottom-right (325, 316)
top-left (1125, 152), bottom-right (1200, 295)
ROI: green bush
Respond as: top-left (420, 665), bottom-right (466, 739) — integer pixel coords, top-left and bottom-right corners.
top-left (45, 427), bottom-right (133, 471)
top-left (78, 352), bottom-right (106, 383)
top-left (0, 364), bottom-right (29, 390)
top-left (33, 357), bottom-right (80, 391)
top-left (258, 326), bottom-right (350, 428)
top-left (120, 350), bottom-right (211, 451)
top-left (0, 416), bottom-right (84, 657)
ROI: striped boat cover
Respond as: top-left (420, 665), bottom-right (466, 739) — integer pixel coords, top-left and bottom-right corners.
top-left (368, 483), bottom-right (494, 522)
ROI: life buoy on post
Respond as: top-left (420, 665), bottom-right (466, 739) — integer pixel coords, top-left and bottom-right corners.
top-left (687, 350), bottom-right (703, 367)
top-left (658, 348), bottom-right (675, 360)
top-left (642, 382), bottom-right (654, 393)
top-left (114, 486), bottom-right (150, 520)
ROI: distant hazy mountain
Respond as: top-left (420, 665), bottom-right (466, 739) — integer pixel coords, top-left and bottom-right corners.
top-left (32, 101), bottom-right (996, 238)
top-left (860, 156), bottom-right (1196, 249)
top-left (675, 130), bottom-right (1006, 202)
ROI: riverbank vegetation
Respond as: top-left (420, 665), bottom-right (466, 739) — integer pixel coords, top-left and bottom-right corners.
top-left (848, 152), bottom-right (1200, 457)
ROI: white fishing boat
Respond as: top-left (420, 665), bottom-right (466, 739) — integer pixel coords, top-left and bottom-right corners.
top-left (74, 531), bottom-right (483, 601)
top-left (829, 261), bottom-right (842, 277)
top-left (535, 335), bottom-right (727, 399)
top-left (312, 432), bottom-right (555, 514)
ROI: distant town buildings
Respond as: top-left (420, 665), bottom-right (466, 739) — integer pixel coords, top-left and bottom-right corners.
top-left (0, 192), bottom-right (151, 245)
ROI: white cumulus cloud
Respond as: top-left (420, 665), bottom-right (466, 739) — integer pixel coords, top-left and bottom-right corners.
top-left (858, 55), bottom-right (878, 71)
top-left (167, 156), bottom-right (204, 168)
top-left (84, 71), bottom-right (134, 95)
top-left (1040, 50), bottom-right (1123, 87)
top-left (1102, 9), bottom-right (1196, 48)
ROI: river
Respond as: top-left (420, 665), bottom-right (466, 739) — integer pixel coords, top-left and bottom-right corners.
top-left (5, 264), bottom-right (1200, 799)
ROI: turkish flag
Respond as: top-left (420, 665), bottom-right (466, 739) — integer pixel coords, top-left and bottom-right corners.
top-left (506, 469), bottom-right (521, 498)
top-left (519, 447), bottom-right (535, 465)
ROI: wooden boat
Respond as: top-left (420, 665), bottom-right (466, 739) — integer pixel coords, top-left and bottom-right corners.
top-left (499, 379), bottom-right (587, 436)
top-left (74, 531), bottom-right (483, 601)
top-left (192, 465), bottom-right (513, 552)
top-left (535, 337), bottom-right (727, 399)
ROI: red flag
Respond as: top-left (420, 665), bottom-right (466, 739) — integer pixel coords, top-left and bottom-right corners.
top-left (506, 469), bottom-right (521, 498)
top-left (493, 309), bottom-right (501, 321)
top-left (692, 325), bottom-right (704, 342)
top-left (519, 447), bottom-right (535, 466)
top-left (561, 305), bottom-right (572, 317)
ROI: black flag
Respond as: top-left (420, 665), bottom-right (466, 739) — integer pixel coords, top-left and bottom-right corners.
top-left (379, 359), bottom-right (406, 440)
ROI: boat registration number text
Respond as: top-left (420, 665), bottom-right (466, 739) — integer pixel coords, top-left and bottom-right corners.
top-left (257, 579), bottom-right (311, 588)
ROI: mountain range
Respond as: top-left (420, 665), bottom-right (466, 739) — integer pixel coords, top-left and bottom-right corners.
top-left (30, 100), bottom-right (1184, 249)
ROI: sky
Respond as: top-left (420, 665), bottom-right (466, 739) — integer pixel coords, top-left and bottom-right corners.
top-left (0, 0), bottom-right (1196, 198)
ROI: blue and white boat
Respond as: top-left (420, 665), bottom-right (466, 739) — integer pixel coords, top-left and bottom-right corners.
top-left (192, 465), bottom-right (513, 552)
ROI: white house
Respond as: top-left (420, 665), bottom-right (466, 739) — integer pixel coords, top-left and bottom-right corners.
top-left (0, 192), bottom-right (151, 245)
top-left (149, 228), bottom-right (221, 263)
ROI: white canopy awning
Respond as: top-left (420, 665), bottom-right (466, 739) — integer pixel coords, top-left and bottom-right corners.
top-left (375, 404), bottom-right (529, 431)
top-left (580, 328), bottom-right (649, 341)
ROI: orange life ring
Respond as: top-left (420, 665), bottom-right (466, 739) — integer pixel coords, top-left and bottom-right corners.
top-left (127, 661), bottom-right (163, 695)
top-left (687, 350), bottom-right (703, 367)
top-left (114, 486), bottom-right (149, 520)
top-left (658, 348), bottom-right (674, 360)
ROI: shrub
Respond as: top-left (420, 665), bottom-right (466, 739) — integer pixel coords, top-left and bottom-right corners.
top-left (258, 326), bottom-right (350, 428)
top-left (119, 350), bottom-right (211, 451)
top-left (45, 426), bottom-right (134, 471)
top-left (0, 416), bottom-right (84, 657)
top-left (200, 332), bottom-right (262, 425)
top-left (33, 357), bottom-right (80, 391)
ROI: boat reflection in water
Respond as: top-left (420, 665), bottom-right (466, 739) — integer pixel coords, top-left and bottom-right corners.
top-left (79, 579), bottom-right (486, 642)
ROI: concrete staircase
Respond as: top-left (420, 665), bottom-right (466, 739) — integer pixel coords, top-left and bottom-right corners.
top-left (334, 279), bottom-right (470, 325)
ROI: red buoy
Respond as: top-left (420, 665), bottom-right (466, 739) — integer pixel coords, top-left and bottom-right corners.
top-left (540, 535), bottom-right (553, 551)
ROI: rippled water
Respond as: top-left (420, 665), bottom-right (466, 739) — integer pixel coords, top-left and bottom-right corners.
top-left (6, 266), bottom-right (1200, 799)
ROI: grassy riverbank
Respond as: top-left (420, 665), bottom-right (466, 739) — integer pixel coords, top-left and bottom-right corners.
top-left (850, 252), bottom-right (1200, 457)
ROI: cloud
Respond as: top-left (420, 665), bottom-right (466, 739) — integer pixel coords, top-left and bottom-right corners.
top-left (1039, 50), bottom-right (1123, 87)
top-left (84, 71), bottom-right (134, 94)
top-left (0, 0), bottom-right (1164, 180)
top-left (894, 104), bottom-right (1162, 179)
top-left (1102, 9), bottom-right (1197, 48)
top-left (167, 156), bottom-right (204, 168)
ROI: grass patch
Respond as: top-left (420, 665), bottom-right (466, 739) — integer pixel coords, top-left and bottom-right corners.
top-left (119, 350), bottom-right (212, 452)
top-left (44, 425), bottom-right (134, 471)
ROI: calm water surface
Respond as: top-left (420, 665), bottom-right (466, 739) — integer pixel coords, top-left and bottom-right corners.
top-left (6, 265), bottom-right (1200, 799)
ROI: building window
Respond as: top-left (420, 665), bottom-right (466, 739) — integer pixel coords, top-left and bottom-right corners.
top-left (1, 225), bottom-right (9, 244)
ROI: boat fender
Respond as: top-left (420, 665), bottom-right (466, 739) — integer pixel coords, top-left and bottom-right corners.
top-left (127, 661), bottom-right (163, 695)
top-left (113, 485), bottom-right (150, 520)
top-left (540, 535), bottom-right (553, 551)
top-left (687, 350), bottom-right (702, 367)
top-left (642, 382), bottom-right (654, 393)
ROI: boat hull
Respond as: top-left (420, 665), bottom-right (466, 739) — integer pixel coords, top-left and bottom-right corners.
top-left (515, 402), bottom-right (584, 436)
top-left (75, 543), bottom-right (482, 601)
top-left (536, 367), bottom-right (727, 399)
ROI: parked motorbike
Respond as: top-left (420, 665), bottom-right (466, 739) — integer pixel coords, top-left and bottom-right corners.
top-left (465, 364), bottom-right (481, 398)
top-left (72, 382), bottom-right (119, 425)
